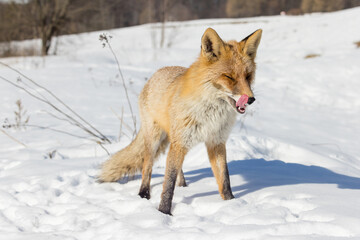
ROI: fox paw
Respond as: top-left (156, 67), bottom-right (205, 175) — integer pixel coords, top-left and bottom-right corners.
top-left (138, 188), bottom-right (151, 200)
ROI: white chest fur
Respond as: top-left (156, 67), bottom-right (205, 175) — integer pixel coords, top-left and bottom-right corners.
top-left (180, 98), bottom-right (236, 148)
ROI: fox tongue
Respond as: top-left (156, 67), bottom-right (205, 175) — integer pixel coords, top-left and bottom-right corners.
top-left (236, 94), bottom-right (249, 113)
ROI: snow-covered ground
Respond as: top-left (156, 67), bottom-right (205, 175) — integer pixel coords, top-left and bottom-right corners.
top-left (1, 7), bottom-right (360, 240)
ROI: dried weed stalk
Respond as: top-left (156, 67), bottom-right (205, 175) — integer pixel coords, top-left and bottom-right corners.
top-left (99, 33), bottom-right (137, 139)
top-left (0, 61), bottom-right (111, 145)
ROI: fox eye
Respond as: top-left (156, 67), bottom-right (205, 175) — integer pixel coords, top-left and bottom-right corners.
top-left (224, 74), bottom-right (235, 82)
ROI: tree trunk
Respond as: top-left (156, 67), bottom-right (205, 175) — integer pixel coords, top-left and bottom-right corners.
top-left (35, 0), bottom-right (69, 56)
top-left (160, 0), bottom-right (168, 48)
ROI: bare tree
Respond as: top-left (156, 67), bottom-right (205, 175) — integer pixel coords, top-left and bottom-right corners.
top-left (30, 0), bottom-right (70, 56)
top-left (159, 0), bottom-right (178, 48)
top-left (2, 0), bottom-right (360, 50)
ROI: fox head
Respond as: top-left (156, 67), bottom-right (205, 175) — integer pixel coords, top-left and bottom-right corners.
top-left (200, 28), bottom-right (262, 114)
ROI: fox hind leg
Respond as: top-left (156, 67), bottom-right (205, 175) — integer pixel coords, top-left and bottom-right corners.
top-left (138, 123), bottom-right (167, 199)
top-left (176, 169), bottom-right (187, 187)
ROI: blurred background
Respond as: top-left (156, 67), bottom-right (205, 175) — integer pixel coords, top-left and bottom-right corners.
top-left (1, 0), bottom-right (360, 56)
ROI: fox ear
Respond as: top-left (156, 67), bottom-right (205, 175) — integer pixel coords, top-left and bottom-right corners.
top-left (241, 29), bottom-right (262, 59)
top-left (201, 28), bottom-right (225, 62)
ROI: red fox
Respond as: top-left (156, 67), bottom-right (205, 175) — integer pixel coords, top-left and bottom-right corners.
top-left (100, 28), bottom-right (262, 215)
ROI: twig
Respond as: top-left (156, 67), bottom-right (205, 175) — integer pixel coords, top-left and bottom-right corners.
top-left (0, 129), bottom-right (27, 148)
top-left (110, 107), bottom-right (133, 140)
top-left (119, 106), bottom-right (124, 141)
top-left (43, 109), bottom-right (98, 136)
top-left (97, 142), bottom-right (110, 156)
top-left (0, 61), bottom-right (111, 143)
top-left (0, 75), bottom-right (100, 139)
top-left (26, 123), bottom-right (110, 155)
top-left (99, 34), bottom-right (137, 139)
top-left (0, 74), bottom-right (110, 144)
top-left (24, 124), bottom-right (91, 140)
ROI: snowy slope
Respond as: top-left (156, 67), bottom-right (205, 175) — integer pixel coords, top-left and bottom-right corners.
top-left (1, 7), bottom-right (360, 240)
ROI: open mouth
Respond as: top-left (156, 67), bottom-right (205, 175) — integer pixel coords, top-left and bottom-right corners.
top-left (228, 94), bottom-right (249, 114)
top-left (237, 106), bottom-right (246, 114)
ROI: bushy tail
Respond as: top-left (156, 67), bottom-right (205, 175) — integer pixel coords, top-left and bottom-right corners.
top-left (99, 129), bottom-right (145, 182)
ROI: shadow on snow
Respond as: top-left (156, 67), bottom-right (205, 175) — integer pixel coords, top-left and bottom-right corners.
top-left (183, 159), bottom-right (360, 199)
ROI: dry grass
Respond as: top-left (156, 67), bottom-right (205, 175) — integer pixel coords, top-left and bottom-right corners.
top-left (304, 53), bottom-right (321, 59)
top-left (0, 62), bottom-right (111, 145)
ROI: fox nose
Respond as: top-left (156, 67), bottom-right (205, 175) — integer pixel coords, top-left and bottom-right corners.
top-left (247, 97), bottom-right (256, 105)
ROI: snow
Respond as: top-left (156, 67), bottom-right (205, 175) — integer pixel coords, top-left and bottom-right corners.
top-left (1, 7), bottom-right (360, 240)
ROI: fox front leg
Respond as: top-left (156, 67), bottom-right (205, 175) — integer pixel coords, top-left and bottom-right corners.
top-left (206, 142), bottom-right (234, 200)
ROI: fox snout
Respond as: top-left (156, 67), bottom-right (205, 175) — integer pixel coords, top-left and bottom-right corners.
top-left (232, 94), bottom-right (256, 114)
top-left (247, 97), bottom-right (255, 105)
